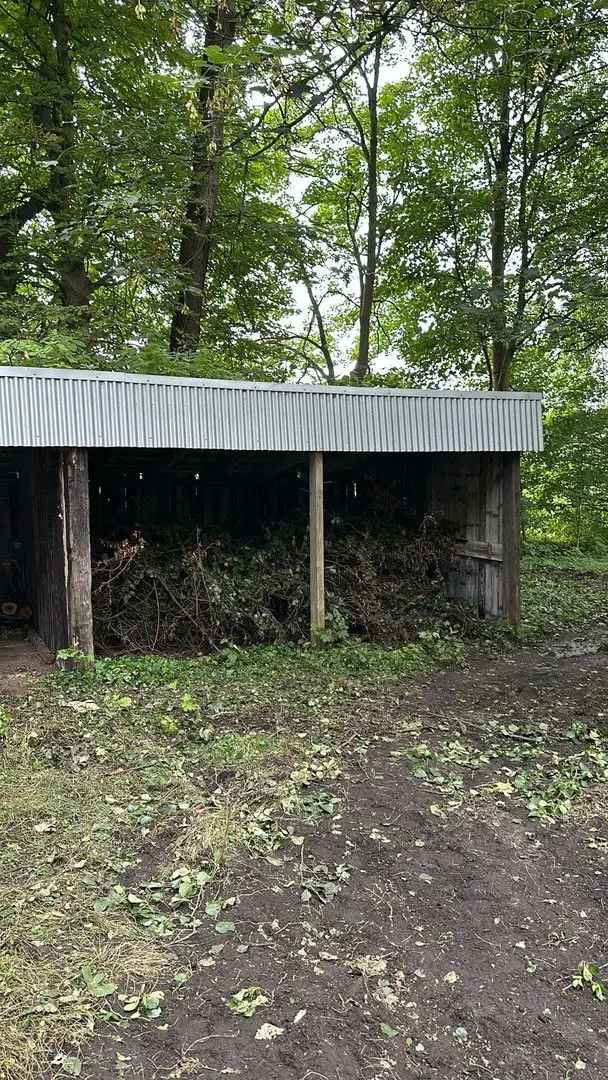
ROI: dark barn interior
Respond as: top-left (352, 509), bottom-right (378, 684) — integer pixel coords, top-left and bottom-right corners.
top-left (1, 444), bottom-right (517, 657)
top-left (87, 449), bottom-right (428, 538)
top-left (0, 450), bottom-right (32, 626)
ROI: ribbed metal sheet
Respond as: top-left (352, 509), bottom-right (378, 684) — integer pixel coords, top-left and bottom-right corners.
top-left (0, 366), bottom-right (543, 453)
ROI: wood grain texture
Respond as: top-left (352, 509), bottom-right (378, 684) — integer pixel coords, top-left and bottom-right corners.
top-left (309, 451), bottom-right (325, 639)
top-left (30, 450), bottom-right (70, 653)
top-left (62, 448), bottom-right (94, 656)
top-left (28, 448), bottom-right (94, 656)
top-left (501, 452), bottom-right (521, 626)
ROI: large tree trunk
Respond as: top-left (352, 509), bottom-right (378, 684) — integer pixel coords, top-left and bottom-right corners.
top-left (489, 51), bottom-right (512, 391)
top-left (1, 0), bottom-right (91, 323)
top-left (43, 0), bottom-right (94, 327)
top-left (351, 36), bottom-right (382, 383)
top-left (170, 2), bottom-right (237, 354)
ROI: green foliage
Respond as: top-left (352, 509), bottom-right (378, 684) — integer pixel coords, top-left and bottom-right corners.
top-left (119, 989), bottom-right (164, 1020)
top-left (228, 986), bottom-right (269, 1018)
top-left (572, 962), bottom-right (607, 1002)
top-left (80, 965), bottom-right (117, 1000)
top-left (524, 746), bottom-right (608, 821)
top-left (524, 408), bottom-right (608, 546)
top-left (0, 332), bottom-right (293, 383)
top-left (520, 557), bottom-right (608, 636)
top-left (523, 543), bottom-right (608, 573)
top-left (374, 4), bottom-right (608, 387)
top-left (0, 0), bottom-right (312, 367)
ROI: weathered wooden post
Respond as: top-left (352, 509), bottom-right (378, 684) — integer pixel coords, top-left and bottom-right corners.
top-left (61, 448), bottom-right (94, 658)
top-left (29, 447), bottom-right (94, 661)
top-left (502, 451), bottom-right (521, 626)
top-left (309, 451), bottom-right (325, 641)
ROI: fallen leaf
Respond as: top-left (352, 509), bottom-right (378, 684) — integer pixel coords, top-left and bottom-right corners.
top-left (66, 700), bottom-right (99, 713)
top-left (255, 1023), bottom-right (284, 1040)
top-left (380, 1023), bottom-right (399, 1038)
top-left (228, 986), bottom-right (268, 1018)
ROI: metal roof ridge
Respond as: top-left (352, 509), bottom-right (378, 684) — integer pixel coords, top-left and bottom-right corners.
top-left (0, 365), bottom-right (544, 400)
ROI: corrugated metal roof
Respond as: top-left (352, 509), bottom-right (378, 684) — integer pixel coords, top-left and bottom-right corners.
top-left (0, 366), bottom-right (543, 453)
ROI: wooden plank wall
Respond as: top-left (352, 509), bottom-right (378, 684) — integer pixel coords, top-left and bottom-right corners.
top-left (482, 454), bottom-right (503, 617)
top-left (29, 450), bottom-right (70, 652)
top-left (429, 452), bottom-right (504, 617)
top-left (501, 453), bottom-right (522, 625)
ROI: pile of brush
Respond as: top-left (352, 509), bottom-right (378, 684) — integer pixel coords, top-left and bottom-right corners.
top-left (91, 520), bottom-right (456, 654)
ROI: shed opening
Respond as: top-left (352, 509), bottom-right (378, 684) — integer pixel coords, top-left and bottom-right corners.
top-left (3, 445), bottom-right (522, 658)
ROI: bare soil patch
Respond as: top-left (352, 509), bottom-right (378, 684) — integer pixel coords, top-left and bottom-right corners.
top-left (81, 640), bottom-right (608, 1080)
top-left (0, 633), bottom-right (52, 692)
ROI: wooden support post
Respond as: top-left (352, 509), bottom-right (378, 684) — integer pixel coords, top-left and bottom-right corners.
top-left (29, 448), bottom-right (94, 659)
top-left (502, 452), bottom-right (521, 627)
top-left (61, 449), bottom-right (94, 658)
top-left (309, 451), bottom-right (325, 641)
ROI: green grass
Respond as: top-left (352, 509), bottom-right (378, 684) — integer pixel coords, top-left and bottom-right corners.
top-left (524, 541), bottom-right (608, 574)
top-left (521, 550), bottom-right (608, 637)
top-left (59, 636), bottom-right (465, 718)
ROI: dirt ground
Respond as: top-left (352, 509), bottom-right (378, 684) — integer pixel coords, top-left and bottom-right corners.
top-left (78, 633), bottom-right (608, 1080)
top-left (0, 633), bottom-right (52, 690)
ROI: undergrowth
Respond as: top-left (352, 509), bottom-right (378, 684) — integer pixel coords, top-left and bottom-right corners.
top-left (520, 555), bottom-right (608, 637)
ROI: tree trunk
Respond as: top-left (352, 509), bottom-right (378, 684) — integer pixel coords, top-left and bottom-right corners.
top-left (1, 0), bottom-right (92, 323)
top-left (489, 52), bottom-right (511, 391)
top-left (170, 1), bottom-right (237, 354)
top-left (44, 0), bottom-right (95, 326)
top-left (351, 37), bottom-right (382, 383)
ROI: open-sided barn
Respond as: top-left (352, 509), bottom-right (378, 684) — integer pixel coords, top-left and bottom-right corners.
top-left (0, 366), bottom-right (543, 657)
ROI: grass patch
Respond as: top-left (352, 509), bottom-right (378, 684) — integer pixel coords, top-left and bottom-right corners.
top-left (77, 636), bottom-right (465, 711)
top-left (524, 541), bottom-right (608, 574)
top-left (521, 557), bottom-right (608, 637)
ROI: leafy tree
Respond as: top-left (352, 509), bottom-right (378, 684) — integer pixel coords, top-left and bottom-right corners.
top-left (524, 407), bottom-right (608, 546)
top-left (0, 0), bottom-right (417, 371)
top-left (0, 0), bottom-right (192, 339)
top-left (383, 0), bottom-right (608, 389)
top-left (283, 4), bottom-right (409, 381)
